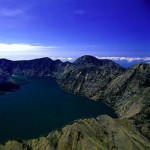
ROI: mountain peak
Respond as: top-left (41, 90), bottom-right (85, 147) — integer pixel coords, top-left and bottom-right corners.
top-left (73, 55), bottom-right (125, 71)
top-left (33, 57), bottom-right (52, 61)
top-left (73, 55), bottom-right (102, 65)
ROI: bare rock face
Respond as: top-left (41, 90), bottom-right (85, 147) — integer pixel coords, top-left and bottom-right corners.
top-left (103, 63), bottom-right (150, 117)
top-left (57, 56), bottom-right (149, 120)
top-left (101, 63), bottom-right (150, 140)
top-left (57, 55), bottom-right (125, 98)
top-left (0, 115), bottom-right (149, 150)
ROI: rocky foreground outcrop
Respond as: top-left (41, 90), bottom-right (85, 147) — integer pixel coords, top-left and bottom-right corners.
top-left (0, 115), bottom-right (149, 150)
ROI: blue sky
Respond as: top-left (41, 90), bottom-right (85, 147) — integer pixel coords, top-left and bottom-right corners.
top-left (0, 0), bottom-right (150, 65)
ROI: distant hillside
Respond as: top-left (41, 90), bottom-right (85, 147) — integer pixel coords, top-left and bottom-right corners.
top-left (0, 57), bottom-right (70, 77)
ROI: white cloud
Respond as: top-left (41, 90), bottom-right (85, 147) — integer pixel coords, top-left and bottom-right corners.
top-left (0, 43), bottom-right (63, 60)
top-left (0, 43), bottom-right (73, 62)
top-left (51, 57), bottom-right (73, 61)
top-left (96, 56), bottom-right (150, 62)
top-left (67, 57), bottom-right (73, 61)
top-left (0, 43), bottom-right (60, 52)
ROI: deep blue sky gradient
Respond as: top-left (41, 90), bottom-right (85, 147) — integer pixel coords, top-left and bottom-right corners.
top-left (0, 0), bottom-right (149, 59)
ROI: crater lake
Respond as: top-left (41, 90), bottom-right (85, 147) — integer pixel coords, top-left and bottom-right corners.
top-left (0, 77), bottom-right (117, 143)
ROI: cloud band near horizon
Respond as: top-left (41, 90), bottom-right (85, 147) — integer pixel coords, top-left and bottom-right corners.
top-left (0, 43), bottom-right (149, 63)
top-left (96, 56), bottom-right (150, 63)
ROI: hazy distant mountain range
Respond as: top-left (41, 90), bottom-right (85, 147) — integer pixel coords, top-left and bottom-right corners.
top-left (0, 55), bottom-right (149, 150)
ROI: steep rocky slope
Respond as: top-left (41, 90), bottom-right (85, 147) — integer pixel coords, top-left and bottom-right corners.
top-left (57, 57), bottom-right (150, 140)
top-left (57, 56), bottom-right (149, 118)
top-left (0, 115), bottom-right (149, 150)
top-left (102, 63), bottom-right (150, 117)
top-left (57, 55), bottom-right (125, 98)
top-left (101, 63), bottom-right (150, 140)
